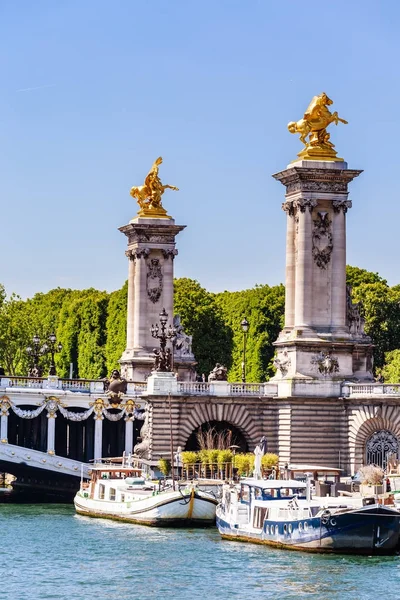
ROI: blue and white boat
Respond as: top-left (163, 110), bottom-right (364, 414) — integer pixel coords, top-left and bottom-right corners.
top-left (216, 478), bottom-right (400, 554)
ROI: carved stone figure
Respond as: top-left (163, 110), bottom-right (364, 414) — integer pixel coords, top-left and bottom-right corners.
top-left (134, 409), bottom-right (151, 459)
top-left (147, 258), bottom-right (163, 303)
top-left (130, 157), bottom-right (179, 219)
top-left (153, 347), bottom-right (172, 372)
top-left (312, 212), bottom-right (333, 269)
top-left (346, 285), bottom-right (366, 337)
top-left (288, 93), bottom-right (348, 161)
top-left (208, 363), bottom-right (228, 382)
top-left (173, 315), bottom-right (194, 358)
top-left (273, 349), bottom-right (291, 376)
top-left (311, 352), bottom-right (339, 375)
top-left (105, 369), bottom-right (128, 402)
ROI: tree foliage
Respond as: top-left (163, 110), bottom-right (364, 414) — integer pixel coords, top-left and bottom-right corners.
top-left (173, 278), bottom-right (233, 376)
top-left (1, 264), bottom-right (400, 381)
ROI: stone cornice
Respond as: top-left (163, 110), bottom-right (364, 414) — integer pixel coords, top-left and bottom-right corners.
top-left (119, 222), bottom-right (186, 246)
top-left (272, 166), bottom-right (363, 195)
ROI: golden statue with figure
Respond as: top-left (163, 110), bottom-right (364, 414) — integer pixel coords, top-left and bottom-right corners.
top-left (288, 93), bottom-right (348, 161)
top-left (130, 157), bottom-right (179, 219)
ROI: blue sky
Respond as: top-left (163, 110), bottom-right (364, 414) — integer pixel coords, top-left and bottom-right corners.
top-left (1, 0), bottom-right (399, 298)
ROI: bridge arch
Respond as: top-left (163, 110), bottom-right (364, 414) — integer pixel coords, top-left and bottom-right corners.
top-left (184, 420), bottom-right (248, 452)
top-left (349, 404), bottom-right (400, 473)
top-left (175, 402), bottom-right (262, 452)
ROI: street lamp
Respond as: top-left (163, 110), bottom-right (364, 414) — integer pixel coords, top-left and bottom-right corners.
top-left (150, 308), bottom-right (177, 372)
top-left (241, 317), bottom-right (249, 383)
top-left (45, 333), bottom-right (63, 376)
top-left (26, 334), bottom-right (45, 377)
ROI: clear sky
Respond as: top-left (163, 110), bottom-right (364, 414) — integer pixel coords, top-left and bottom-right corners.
top-left (1, 0), bottom-right (399, 298)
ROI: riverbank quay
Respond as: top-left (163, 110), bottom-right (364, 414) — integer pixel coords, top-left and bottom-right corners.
top-left (1, 503), bottom-right (399, 600)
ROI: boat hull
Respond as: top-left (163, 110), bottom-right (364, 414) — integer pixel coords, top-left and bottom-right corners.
top-left (75, 490), bottom-right (217, 527)
top-left (217, 505), bottom-right (400, 554)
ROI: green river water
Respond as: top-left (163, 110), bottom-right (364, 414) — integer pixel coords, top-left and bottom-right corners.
top-left (1, 504), bottom-right (399, 600)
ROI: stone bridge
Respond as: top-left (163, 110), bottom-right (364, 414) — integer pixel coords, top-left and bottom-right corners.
top-left (1, 375), bottom-right (400, 499)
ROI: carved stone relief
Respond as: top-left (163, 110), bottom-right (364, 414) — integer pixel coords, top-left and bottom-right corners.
top-left (273, 349), bottom-right (291, 376)
top-left (126, 248), bottom-right (150, 261)
top-left (287, 181), bottom-right (348, 194)
top-left (346, 285), bottom-right (366, 337)
top-left (147, 259), bottom-right (163, 303)
top-left (293, 198), bottom-right (318, 213)
top-left (161, 249), bottom-right (179, 260)
top-left (332, 199), bottom-right (352, 214)
top-left (311, 352), bottom-right (339, 375)
top-left (312, 212), bottom-right (333, 269)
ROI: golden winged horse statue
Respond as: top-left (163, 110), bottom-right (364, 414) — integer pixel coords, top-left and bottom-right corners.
top-left (288, 93), bottom-right (348, 161)
top-left (130, 157), bottom-right (179, 219)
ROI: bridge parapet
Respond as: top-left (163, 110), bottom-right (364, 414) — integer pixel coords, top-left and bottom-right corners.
top-left (0, 376), bottom-right (147, 396)
top-left (342, 383), bottom-right (400, 398)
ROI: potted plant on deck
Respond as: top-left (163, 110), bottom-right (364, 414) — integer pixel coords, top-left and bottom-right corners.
top-left (359, 465), bottom-right (385, 497)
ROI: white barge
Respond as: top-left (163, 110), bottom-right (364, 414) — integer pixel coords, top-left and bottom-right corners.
top-left (74, 462), bottom-right (218, 527)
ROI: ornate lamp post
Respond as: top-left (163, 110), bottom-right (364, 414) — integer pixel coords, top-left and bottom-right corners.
top-left (43, 333), bottom-right (63, 376)
top-left (150, 308), bottom-right (177, 372)
top-left (241, 317), bottom-right (249, 383)
top-left (26, 334), bottom-right (45, 377)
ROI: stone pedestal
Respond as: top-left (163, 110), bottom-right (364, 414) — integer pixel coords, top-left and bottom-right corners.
top-left (146, 371), bottom-right (178, 395)
top-left (119, 217), bottom-right (196, 381)
top-left (272, 160), bottom-right (373, 397)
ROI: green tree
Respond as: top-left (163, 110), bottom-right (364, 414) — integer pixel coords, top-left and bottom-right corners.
top-left (346, 265), bottom-right (387, 288)
top-left (105, 282), bottom-right (128, 374)
top-left (381, 350), bottom-right (400, 383)
top-left (215, 284), bottom-right (285, 382)
top-left (173, 278), bottom-right (233, 376)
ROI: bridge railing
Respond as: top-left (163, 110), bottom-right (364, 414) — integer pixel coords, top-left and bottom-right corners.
top-left (0, 376), bottom-right (277, 397)
top-left (177, 381), bottom-right (278, 397)
top-left (342, 383), bottom-right (400, 397)
top-left (0, 376), bottom-right (147, 395)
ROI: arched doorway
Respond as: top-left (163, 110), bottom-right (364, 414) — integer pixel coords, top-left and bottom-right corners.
top-left (185, 420), bottom-right (248, 452)
top-left (365, 430), bottom-right (399, 469)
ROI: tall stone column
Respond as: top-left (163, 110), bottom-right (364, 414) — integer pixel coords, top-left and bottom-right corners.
top-left (119, 217), bottom-right (189, 381)
top-left (331, 201), bottom-right (351, 329)
top-left (124, 416), bottom-right (134, 455)
top-left (47, 414), bottom-right (56, 455)
top-left (0, 398), bottom-right (10, 444)
top-left (293, 199), bottom-right (316, 328)
top-left (282, 203), bottom-right (295, 329)
top-left (126, 252), bottom-right (136, 350)
top-left (272, 160), bottom-right (372, 397)
top-left (94, 415), bottom-right (103, 461)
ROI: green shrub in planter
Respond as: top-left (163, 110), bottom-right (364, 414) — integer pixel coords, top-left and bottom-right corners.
top-left (181, 451), bottom-right (198, 465)
top-left (158, 458), bottom-right (171, 476)
top-left (217, 449), bottom-right (233, 465)
top-left (198, 449), bottom-right (211, 465)
top-left (261, 453), bottom-right (279, 469)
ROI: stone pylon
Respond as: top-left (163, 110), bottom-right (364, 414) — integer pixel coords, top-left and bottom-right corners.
top-left (119, 216), bottom-right (196, 381)
top-left (272, 160), bottom-right (373, 397)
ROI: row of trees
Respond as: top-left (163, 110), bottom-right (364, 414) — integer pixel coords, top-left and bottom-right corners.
top-left (1, 265), bottom-right (400, 381)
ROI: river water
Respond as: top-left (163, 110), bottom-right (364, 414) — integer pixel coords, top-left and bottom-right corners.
top-left (1, 504), bottom-right (399, 599)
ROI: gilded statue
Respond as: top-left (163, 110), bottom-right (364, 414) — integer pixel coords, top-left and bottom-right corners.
top-left (288, 93), bottom-right (348, 161)
top-left (130, 157), bottom-right (179, 219)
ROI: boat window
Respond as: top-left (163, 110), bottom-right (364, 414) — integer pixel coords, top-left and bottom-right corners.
top-left (265, 524), bottom-right (270, 534)
top-left (298, 522), bottom-right (303, 532)
top-left (253, 506), bottom-right (267, 529)
top-left (240, 485), bottom-right (250, 502)
top-left (254, 487), bottom-right (263, 500)
top-left (310, 506), bottom-right (320, 517)
top-left (262, 489), bottom-right (276, 500)
top-left (283, 524), bottom-right (288, 534)
top-left (121, 494), bottom-right (125, 503)
top-left (288, 524), bottom-right (293, 534)
top-left (304, 522), bottom-right (309, 531)
top-left (99, 484), bottom-right (105, 500)
top-left (109, 488), bottom-right (116, 501)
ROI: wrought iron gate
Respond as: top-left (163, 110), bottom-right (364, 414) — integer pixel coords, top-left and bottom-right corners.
top-left (365, 430), bottom-right (399, 469)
